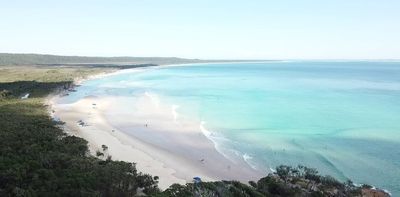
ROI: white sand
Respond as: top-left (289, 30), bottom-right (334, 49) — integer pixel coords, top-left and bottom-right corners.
top-left (50, 96), bottom-right (188, 189)
top-left (48, 72), bottom-right (262, 190)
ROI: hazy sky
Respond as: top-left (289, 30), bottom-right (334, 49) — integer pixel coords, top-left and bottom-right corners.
top-left (1, 0), bottom-right (399, 59)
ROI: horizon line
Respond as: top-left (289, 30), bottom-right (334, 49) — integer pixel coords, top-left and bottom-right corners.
top-left (1, 52), bottom-right (400, 61)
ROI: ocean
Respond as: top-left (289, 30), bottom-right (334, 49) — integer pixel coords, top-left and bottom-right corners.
top-left (60, 61), bottom-right (400, 195)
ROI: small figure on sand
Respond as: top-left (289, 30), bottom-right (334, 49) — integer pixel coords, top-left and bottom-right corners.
top-left (77, 120), bottom-right (86, 126)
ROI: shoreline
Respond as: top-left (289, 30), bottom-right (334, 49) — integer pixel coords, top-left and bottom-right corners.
top-left (49, 96), bottom-right (188, 189)
top-left (47, 65), bottom-right (263, 190)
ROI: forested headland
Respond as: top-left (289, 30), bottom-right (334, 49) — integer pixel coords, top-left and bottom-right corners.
top-left (0, 53), bottom-right (204, 66)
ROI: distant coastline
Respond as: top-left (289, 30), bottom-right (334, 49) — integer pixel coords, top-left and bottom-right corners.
top-left (0, 53), bottom-right (275, 66)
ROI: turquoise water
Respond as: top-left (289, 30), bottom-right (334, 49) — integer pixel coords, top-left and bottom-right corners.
top-left (62, 61), bottom-right (400, 195)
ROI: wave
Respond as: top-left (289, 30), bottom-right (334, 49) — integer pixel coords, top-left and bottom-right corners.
top-left (243, 153), bottom-right (258, 170)
top-left (314, 152), bottom-right (348, 181)
top-left (171, 105), bottom-right (179, 123)
top-left (144, 91), bottom-right (160, 108)
top-left (199, 121), bottom-right (261, 171)
top-left (199, 121), bottom-right (239, 163)
top-left (137, 92), bottom-right (250, 167)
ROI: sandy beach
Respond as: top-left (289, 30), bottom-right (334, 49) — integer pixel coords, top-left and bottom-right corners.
top-left (48, 71), bottom-right (262, 190)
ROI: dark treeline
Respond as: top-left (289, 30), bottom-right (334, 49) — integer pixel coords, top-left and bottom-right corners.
top-left (0, 53), bottom-right (202, 66)
top-left (0, 80), bottom-right (161, 196)
top-left (156, 165), bottom-right (391, 197)
top-left (0, 53), bottom-right (273, 66)
top-left (0, 81), bottom-right (74, 98)
top-left (38, 63), bottom-right (159, 69)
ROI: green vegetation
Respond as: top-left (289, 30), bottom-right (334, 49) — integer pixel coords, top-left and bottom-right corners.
top-left (155, 165), bottom-right (368, 197)
top-left (0, 53), bottom-right (271, 67)
top-left (0, 65), bottom-right (389, 196)
top-left (0, 53), bottom-right (203, 66)
top-left (0, 66), bottom-right (160, 196)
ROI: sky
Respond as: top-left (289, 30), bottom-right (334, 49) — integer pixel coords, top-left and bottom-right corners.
top-left (1, 0), bottom-right (400, 59)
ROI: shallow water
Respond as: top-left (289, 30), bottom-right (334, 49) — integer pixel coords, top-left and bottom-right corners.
top-left (60, 61), bottom-right (400, 195)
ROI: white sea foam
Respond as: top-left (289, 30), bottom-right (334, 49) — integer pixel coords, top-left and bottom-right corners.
top-left (383, 189), bottom-right (392, 196)
top-left (144, 91), bottom-right (160, 108)
top-left (171, 105), bottom-right (179, 123)
top-left (199, 121), bottom-right (238, 163)
top-left (243, 153), bottom-right (258, 170)
top-left (200, 121), bottom-right (259, 166)
top-left (200, 121), bottom-right (213, 138)
top-left (243, 153), bottom-right (252, 161)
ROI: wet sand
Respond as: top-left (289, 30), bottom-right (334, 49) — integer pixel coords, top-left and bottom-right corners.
top-left (49, 93), bottom-right (261, 189)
